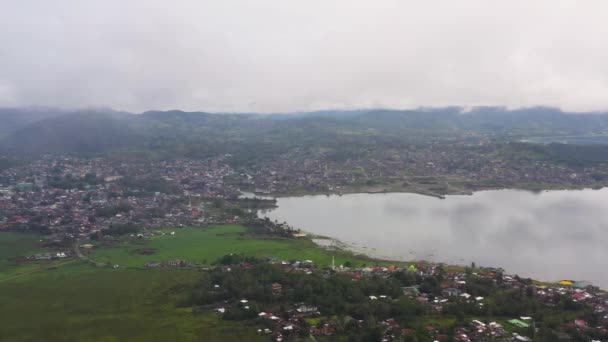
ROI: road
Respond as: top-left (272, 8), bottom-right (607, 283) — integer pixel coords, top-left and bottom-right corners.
top-left (0, 239), bottom-right (105, 283)
top-left (73, 239), bottom-right (106, 267)
top-left (0, 259), bottom-right (77, 283)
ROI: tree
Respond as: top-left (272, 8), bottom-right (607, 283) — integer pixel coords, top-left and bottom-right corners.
top-left (116, 201), bottom-right (133, 213)
top-left (84, 172), bottom-right (97, 184)
top-left (212, 198), bottom-right (225, 209)
top-left (456, 310), bottom-right (465, 325)
top-left (360, 326), bottom-right (383, 342)
top-left (104, 223), bottom-right (139, 236)
top-left (96, 206), bottom-right (117, 218)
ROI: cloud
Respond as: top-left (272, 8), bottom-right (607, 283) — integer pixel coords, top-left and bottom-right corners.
top-left (1, 0), bottom-right (608, 112)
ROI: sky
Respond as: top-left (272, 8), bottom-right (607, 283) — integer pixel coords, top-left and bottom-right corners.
top-left (1, 1), bottom-right (608, 113)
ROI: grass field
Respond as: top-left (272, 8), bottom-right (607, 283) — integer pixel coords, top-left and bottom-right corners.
top-left (88, 225), bottom-right (372, 268)
top-left (0, 266), bottom-right (266, 341)
top-left (0, 225), bottom-right (374, 341)
top-left (0, 231), bottom-right (73, 279)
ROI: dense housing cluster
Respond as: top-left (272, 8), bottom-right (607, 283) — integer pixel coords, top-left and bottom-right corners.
top-left (0, 155), bottom-right (239, 240)
top-left (200, 257), bottom-right (608, 341)
top-left (245, 142), bottom-right (608, 196)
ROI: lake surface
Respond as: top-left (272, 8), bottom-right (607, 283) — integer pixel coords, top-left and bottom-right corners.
top-left (260, 189), bottom-right (608, 287)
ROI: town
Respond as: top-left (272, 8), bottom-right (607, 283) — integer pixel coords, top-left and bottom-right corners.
top-left (244, 142), bottom-right (608, 197)
top-left (5, 145), bottom-right (605, 241)
top-left (3, 1), bottom-right (608, 340)
top-left (0, 154), bottom-right (242, 237)
top-left (2, 152), bottom-right (608, 341)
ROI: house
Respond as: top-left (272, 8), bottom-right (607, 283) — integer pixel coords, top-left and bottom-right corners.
top-left (508, 319), bottom-right (530, 329)
top-left (402, 286), bottom-right (420, 297)
top-left (296, 305), bottom-right (318, 313)
top-left (572, 292), bottom-right (587, 301)
top-left (259, 312), bottom-right (276, 319)
top-left (256, 328), bottom-right (272, 335)
top-left (513, 333), bottom-right (531, 341)
top-left (442, 287), bottom-right (460, 297)
top-left (574, 319), bottom-right (589, 329)
top-left (301, 260), bottom-right (314, 268)
top-left (460, 293), bottom-right (472, 300)
top-left (272, 283), bottom-right (283, 295)
top-left (34, 253), bottom-right (52, 260)
top-left (472, 320), bottom-right (486, 328)
top-left (573, 280), bottom-right (593, 289)
top-left (455, 333), bottom-right (472, 342)
top-left (104, 175), bottom-right (123, 183)
top-left (166, 259), bottom-right (184, 267)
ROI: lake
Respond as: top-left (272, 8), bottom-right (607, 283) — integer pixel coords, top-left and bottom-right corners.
top-left (260, 189), bottom-right (608, 287)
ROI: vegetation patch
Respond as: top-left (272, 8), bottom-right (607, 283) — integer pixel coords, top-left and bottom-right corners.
top-left (88, 224), bottom-right (376, 269)
top-left (132, 248), bottom-right (158, 255)
top-left (0, 267), bottom-right (264, 341)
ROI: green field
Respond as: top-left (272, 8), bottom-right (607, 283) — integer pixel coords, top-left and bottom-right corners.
top-left (0, 266), bottom-right (265, 341)
top-left (88, 225), bottom-right (371, 268)
top-left (0, 225), bottom-right (373, 341)
top-left (0, 231), bottom-right (74, 279)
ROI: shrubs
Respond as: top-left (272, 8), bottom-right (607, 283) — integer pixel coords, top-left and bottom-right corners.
top-left (104, 223), bottom-right (139, 236)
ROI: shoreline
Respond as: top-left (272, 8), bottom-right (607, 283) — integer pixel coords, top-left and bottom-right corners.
top-left (257, 187), bottom-right (608, 290)
top-left (308, 233), bottom-right (606, 291)
top-left (253, 181), bottom-right (608, 199)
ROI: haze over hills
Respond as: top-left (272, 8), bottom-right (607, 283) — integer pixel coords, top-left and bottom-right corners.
top-left (4, 1), bottom-right (608, 341)
top-left (2, 106), bottom-right (608, 156)
top-left (5, 111), bottom-right (139, 154)
top-left (0, 107), bottom-right (71, 137)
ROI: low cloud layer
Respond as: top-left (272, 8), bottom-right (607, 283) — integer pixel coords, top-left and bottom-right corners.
top-left (1, 1), bottom-right (607, 112)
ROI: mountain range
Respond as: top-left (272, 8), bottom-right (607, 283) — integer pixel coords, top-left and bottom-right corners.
top-left (2, 106), bottom-right (608, 156)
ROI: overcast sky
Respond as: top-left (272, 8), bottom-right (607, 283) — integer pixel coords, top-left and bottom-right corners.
top-left (1, 1), bottom-right (608, 113)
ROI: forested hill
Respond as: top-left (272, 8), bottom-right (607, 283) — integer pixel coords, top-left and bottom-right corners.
top-left (2, 106), bottom-right (608, 157)
top-left (2, 112), bottom-right (140, 154)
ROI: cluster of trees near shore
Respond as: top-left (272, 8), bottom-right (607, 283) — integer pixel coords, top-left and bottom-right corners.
top-left (183, 256), bottom-right (604, 341)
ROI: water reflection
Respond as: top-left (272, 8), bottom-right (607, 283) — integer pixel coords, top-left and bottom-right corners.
top-left (261, 189), bottom-right (608, 287)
